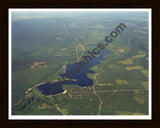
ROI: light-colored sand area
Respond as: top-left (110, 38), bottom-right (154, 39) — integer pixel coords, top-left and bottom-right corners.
top-left (30, 61), bottom-right (46, 69)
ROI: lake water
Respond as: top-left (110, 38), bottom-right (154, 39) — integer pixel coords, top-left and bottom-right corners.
top-left (38, 49), bottom-right (111, 95)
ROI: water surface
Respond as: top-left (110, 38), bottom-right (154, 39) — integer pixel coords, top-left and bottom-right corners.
top-left (38, 49), bottom-right (111, 95)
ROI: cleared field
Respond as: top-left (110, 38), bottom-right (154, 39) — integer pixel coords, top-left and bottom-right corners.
top-left (99, 83), bottom-right (113, 86)
top-left (126, 66), bottom-right (143, 71)
top-left (38, 103), bottom-right (51, 109)
top-left (115, 79), bottom-right (128, 85)
top-left (61, 48), bottom-right (67, 51)
top-left (141, 81), bottom-right (148, 89)
top-left (117, 58), bottom-right (133, 65)
top-left (132, 51), bottom-right (147, 59)
top-left (30, 61), bottom-right (46, 69)
top-left (133, 90), bottom-right (145, 104)
top-left (132, 54), bottom-right (146, 59)
top-left (90, 65), bottom-right (98, 72)
top-left (141, 70), bottom-right (148, 78)
top-left (62, 109), bottom-right (69, 115)
top-left (56, 37), bottom-right (63, 40)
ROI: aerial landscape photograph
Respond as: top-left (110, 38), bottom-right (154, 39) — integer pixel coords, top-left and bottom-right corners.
top-left (9, 9), bottom-right (151, 119)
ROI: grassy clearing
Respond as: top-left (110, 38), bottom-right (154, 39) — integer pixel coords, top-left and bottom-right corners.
top-left (126, 66), bottom-right (143, 71)
top-left (132, 54), bottom-right (146, 59)
top-left (141, 70), bottom-right (148, 78)
top-left (108, 64), bottom-right (119, 69)
top-left (56, 37), bottom-right (63, 40)
top-left (141, 81), bottom-right (148, 89)
top-left (99, 83), bottom-right (113, 86)
top-left (111, 47), bottom-right (126, 55)
top-left (115, 79), bottom-right (128, 85)
top-left (38, 103), bottom-right (52, 109)
top-left (132, 51), bottom-right (147, 59)
top-left (62, 109), bottom-right (68, 115)
top-left (138, 51), bottom-right (147, 54)
top-left (133, 90), bottom-right (144, 104)
top-left (61, 48), bottom-right (67, 51)
top-left (133, 96), bottom-right (144, 104)
top-left (117, 58), bottom-right (133, 65)
top-left (90, 65), bottom-right (98, 72)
